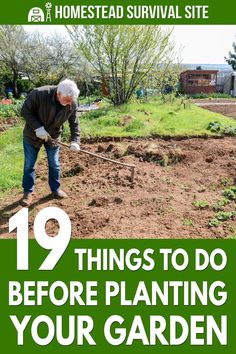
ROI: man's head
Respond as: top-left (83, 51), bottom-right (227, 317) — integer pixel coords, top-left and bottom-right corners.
top-left (56, 79), bottom-right (80, 106)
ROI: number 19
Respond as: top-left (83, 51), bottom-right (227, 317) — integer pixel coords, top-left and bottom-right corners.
top-left (9, 207), bottom-right (71, 270)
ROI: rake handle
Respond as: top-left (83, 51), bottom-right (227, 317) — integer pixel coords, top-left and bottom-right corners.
top-left (49, 138), bottom-right (135, 182)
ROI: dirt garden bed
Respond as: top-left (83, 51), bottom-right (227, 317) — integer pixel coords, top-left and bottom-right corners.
top-left (192, 99), bottom-right (236, 119)
top-left (1, 137), bottom-right (236, 239)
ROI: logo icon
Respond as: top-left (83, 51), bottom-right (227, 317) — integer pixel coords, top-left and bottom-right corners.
top-left (28, 3), bottom-right (52, 23)
top-left (28, 7), bottom-right (45, 23)
top-left (45, 2), bottom-right (52, 22)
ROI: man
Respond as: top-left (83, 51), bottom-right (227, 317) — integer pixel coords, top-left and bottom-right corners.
top-left (21, 79), bottom-right (80, 206)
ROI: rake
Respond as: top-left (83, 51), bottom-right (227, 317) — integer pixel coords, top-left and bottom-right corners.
top-left (49, 138), bottom-right (135, 183)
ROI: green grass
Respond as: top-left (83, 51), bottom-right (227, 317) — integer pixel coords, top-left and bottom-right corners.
top-left (187, 92), bottom-right (234, 99)
top-left (63, 97), bottom-right (236, 139)
top-left (0, 126), bottom-right (24, 197)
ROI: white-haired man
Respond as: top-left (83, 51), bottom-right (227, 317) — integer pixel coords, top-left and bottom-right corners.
top-left (21, 79), bottom-right (80, 206)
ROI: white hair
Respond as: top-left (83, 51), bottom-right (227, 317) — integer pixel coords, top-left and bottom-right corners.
top-left (57, 79), bottom-right (80, 100)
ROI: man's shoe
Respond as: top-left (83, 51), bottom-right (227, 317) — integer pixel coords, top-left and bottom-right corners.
top-left (52, 190), bottom-right (68, 199)
top-left (21, 192), bottom-right (33, 206)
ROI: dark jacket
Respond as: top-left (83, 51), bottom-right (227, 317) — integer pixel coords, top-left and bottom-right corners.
top-left (21, 85), bottom-right (80, 147)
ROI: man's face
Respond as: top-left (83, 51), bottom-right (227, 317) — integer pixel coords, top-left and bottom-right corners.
top-left (57, 92), bottom-right (74, 106)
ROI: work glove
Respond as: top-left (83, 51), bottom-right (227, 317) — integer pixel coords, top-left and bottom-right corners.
top-left (70, 141), bottom-right (80, 152)
top-left (35, 126), bottom-right (49, 141)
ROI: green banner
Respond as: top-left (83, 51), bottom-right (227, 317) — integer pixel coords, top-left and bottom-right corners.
top-left (0, 239), bottom-right (235, 353)
top-left (0, 0), bottom-right (235, 24)
top-left (1, 0), bottom-right (236, 353)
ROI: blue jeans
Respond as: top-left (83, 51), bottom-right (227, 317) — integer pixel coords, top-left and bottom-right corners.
top-left (22, 138), bottom-right (60, 193)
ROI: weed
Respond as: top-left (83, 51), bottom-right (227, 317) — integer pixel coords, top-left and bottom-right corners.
top-left (208, 218), bottom-right (221, 227)
top-left (208, 121), bottom-right (236, 136)
top-left (207, 121), bottom-right (221, 133)
top-left (212, 198), bottom-right (230, 211)
top-left (220, 177), bottom-right (230, 187)
top-left (159, 155), bottom-right (169, 167)
top-left (182, 218), bottom-right (194, 226)
top-left (215, 211), bottom-right (235, 221)
top-left (223, 187), bottom-right (236, 200)
top-left (192, 200), bottom-right (209, 209)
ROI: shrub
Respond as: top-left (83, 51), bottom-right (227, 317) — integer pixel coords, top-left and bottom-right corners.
top-left (0, 101), bottom-right (23, 118)
top-left (208, 121), bottom-right (236, 136)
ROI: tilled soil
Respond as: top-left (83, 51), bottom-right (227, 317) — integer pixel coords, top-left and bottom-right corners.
top-left (1, 137), bottom-right (236, 239)
top-left (193, 99), bottom-right (236, 118)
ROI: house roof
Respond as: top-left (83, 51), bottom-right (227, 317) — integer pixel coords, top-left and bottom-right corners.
top-left (181, 70), bottom-right (218, 75)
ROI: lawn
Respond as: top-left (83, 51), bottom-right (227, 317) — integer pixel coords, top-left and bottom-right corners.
top-left (0, 125), bottom-right (24, 197)
top-left (1, 96), bottom-right (236, 197)
top-left (64, 97), bottom-right (236, 139)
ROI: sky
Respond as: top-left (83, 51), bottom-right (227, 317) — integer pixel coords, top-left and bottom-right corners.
top-left (173, 25), bottom-right (236, 64)
top-left (24, 25), bottom-right (236, 65)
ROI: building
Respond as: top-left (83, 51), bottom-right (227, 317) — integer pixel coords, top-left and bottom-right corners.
top-left (220, 72), bottom-right (236, 97)
top-left (180, 70), bottom-right (218, 94)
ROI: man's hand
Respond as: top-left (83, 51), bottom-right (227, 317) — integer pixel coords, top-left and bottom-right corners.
top-left (35, 126), bottom-right (49, 141)
top-left (70, 141), bottom-right (80, 152)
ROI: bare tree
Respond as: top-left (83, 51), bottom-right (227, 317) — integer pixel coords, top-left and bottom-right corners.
top-left (67, 25), bottom-right (173, 106)
top-left (147, 52), bottom-right (183, 102)
top-left (0, 26), bottom-right (80, 96)
top-left (23, 32), bottom-right (79, 86)
top-left (0, 26), bottom-right (27, 97)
